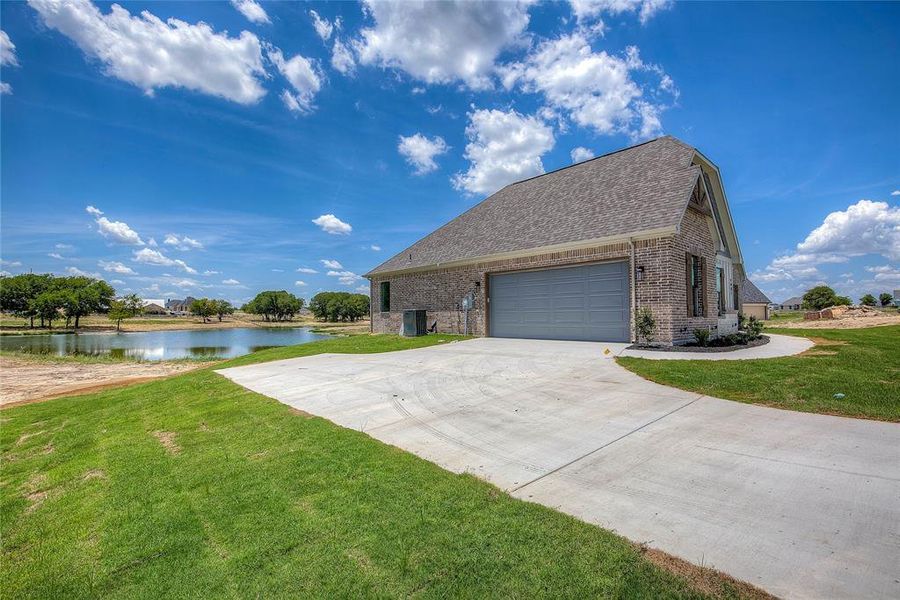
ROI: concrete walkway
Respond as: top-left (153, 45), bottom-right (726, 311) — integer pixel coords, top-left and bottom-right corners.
top-left (217, 338), bottom-right (899, 599)
top-left (618, 333), bottom-right (814, 360)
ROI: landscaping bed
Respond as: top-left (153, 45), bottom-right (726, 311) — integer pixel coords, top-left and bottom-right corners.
top-left (628, 335), bottom-right (770, 353)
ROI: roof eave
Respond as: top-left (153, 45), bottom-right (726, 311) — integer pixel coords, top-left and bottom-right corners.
top-left (365, 226), bottom-right (678, 278)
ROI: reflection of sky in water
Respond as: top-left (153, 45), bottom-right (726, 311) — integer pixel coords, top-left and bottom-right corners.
top-left (0, 328), bottom-right (329, 361)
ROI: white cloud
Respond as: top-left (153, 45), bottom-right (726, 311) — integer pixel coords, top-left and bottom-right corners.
top-left (268, 47), bottom-right (322, 114)
top-left (570, 146), bottom-right (595, 162)
top-left (1, 30), bottom-right (18, 66)
top-left (0, 270), bottom-right (10, 277)
top-left (65, 266), bottom-right (101, 278)
top-left (110, 279), bottom-right (125, 285)
top-left (327, 270), bottom-right (362, 285)
top-left (355, 284), bottom-right (369, 294)
top-left (331, 39), bottom-right (355, 74)
top-left (309, 10), bottom-right (333, 40)
top-left (398, 133), bottom-right (449, 175)
top-left (163, 233), bottom-right (203, 250)
top-left (296, 267), bottom-right (318, 273)
top-left (1, 259), bottom-right (22, 267)
top-left (865, 265), bottom-right (900, 283)
top-left (320, 259), bottom-right (343, 269)
top-left (294, 280), bottom-right (307, 287)
top-left (48, 253), bottom-right (65, 260)
top-left (173, 278), bottom-right (199, 289)
top-left (500, 33), bottom-right (674, 139)
top-left (370, 245), bottom-right (381, 251)
top-left (753, 199), bottom-right (900, 286)
top-left (891, 190), bottom-right (900, 196)
top-left (132, 248), bottom-right (196, 274)
top-left (231, 0), bottom-right (269, 24)
top-left (452, 108), bottom-right (555, 196)
top-left (86, 205), bottom-right (145, 246)
top-left (0, 82), bottom-right (12, 95)
top-left (222, 278), bottom-right (240, 285)
top-left (312, 214), bottom-right (352, 235)
top-left (98, 260), bottom-right (136, 275)
top-left (355, 0), bottom-right (532, 90)
top-left (203, 270), bottom-right (220, 276)
top-left (29, 0), bottom-right (267, 104)
top-left (55, 243), bottom-right (74, 250)
top-left (570, 0), bottom-right (673, 25)
top-left (795, 200), bottom-right (900, 262)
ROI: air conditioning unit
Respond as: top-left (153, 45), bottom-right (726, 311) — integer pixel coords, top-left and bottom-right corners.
top-left (402, 309), bottom-right (427, 337)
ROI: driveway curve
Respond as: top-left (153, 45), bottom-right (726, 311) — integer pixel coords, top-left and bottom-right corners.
top-left (217, 337), bottom-right (899, 600)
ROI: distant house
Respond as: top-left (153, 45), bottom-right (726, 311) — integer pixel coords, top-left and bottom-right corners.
top-left (142, 303), bottom-right (167, 315)
top-left (741, 280), bottom-right (771, 320)
top-left (165, 297), bottom-right (197, 314)
top-left (894, 290), bottom-right (900, 307)
top-left (777, 296), bottom-right (803, 311)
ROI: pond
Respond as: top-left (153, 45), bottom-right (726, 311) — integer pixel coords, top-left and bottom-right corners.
top-left (0, 327), bottom-right (331, 361)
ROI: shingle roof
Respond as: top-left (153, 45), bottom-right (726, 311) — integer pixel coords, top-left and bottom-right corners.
top-left (741, 279), bottom-right (770, 304)
top-left (367, 136), bottom-right (701, 276)
top-left (780, 296), bottom-right (803, 306)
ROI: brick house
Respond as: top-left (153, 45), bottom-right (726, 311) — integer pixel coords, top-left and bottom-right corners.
top-left (366, 136), bottom-right (745, 345)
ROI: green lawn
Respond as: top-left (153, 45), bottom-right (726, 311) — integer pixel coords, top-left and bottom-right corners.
top-left (618, 325), bottom-right (900, 421)
top-left (1, 334), bottom-right (762, 599)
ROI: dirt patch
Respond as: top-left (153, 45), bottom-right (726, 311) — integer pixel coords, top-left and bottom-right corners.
top-left (288, 407), bottom-right (314, 419)
top-left (16, 430), bottom-right (47, 445)
top-left (152, 431), bottom-right (181, 455)
top-left (805, 337), bottom-right (847, 346)
top-left (82, 468), bottom-right (106, 481)
top-left (0, 356), bottom-right (214, 408)
top-left (22, 474), bottom-right (49, 514)
top-left (639, 545), bottom-right (775, 599)
top-left (799, 349), bottom-right (838, 357)
top-left (772, 313), bottom-right (900, 329)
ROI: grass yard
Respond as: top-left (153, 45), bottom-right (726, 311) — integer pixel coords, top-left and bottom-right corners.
top-left (1, 334), bottom-right (764, 599)
top-left (618, 325), bottom-right (900, 421)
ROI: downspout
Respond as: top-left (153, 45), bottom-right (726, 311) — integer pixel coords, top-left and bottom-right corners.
top-left (629, 238), bottom-right (636, 343)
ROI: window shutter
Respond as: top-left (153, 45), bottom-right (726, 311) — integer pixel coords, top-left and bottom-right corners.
top-left (700, 256), bottom-right (708, 317)
top-left (685, 252), bottom-right (692, 316)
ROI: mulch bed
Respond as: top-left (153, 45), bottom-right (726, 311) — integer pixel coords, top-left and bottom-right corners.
top-left (627, 335), bottom-right (770, 353)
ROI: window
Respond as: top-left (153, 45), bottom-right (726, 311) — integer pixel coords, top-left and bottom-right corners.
top-left (379, 281), bottom-right (390, 312)
top-left (685, 253), bottom-right (706, 317)
top-left (716, 266), bottom-right (726, 316)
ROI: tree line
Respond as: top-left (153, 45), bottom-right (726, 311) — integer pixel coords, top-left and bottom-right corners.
top-left (801, 285), bottom-right (893, 310)
top-left (0, 273), bottom-right (115, 329)
top-left (241, 291), bottom-right (304, 321)
top-left (308, 291), bottom-right (369, 322)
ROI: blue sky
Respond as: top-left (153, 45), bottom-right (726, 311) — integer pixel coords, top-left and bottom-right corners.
top-left (1, 0), bottom-right (898, 305)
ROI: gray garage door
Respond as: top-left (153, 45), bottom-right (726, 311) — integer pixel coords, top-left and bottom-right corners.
top-left (489, 261), bottom-right (630, 342)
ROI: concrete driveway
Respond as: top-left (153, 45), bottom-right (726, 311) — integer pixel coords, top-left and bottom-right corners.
top-left (217, 338), bottom-right (900, 599)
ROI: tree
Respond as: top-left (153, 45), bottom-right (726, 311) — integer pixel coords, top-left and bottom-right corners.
top-left (214, 299), bottom-right (235, 322)
top-left (859, 294), bottom-right (877, 307)
top-left (31, 290), bottom-right (65, 330)
top-left (190, 298), bottom-right (216, 323)
top-left (309, 291), bottom-right (370, 322)
top-left (108, 294), bottom-right (143, 331)
top-left (0, 273), bottom-right (53, 327)
top-left (879, 292), bottom-right (893, 307)
top-left (58, 276), bottom-right (115, 329)
top-left (243, 291), bottom-right (303, 321)
top-left (801, 286), bottom-right (845, 311)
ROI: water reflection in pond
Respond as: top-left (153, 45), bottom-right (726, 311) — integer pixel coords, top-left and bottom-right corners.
top-left (0, 327), bottom-right (330, 361)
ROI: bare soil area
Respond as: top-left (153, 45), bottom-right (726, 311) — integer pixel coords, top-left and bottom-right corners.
top-left (0, 356), bottom-right (213, 408)
top-left (770, 313), bottom-right (900, 329)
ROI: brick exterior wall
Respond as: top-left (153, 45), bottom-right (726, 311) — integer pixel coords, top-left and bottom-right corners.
top-left (369, 207), bottom-right (738, 345)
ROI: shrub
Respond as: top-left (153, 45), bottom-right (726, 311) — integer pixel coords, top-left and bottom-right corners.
top-left (745, 316), bottom-right (763, 339)
top-left (692, 328), bottom-right (710, 347)
top-left (634, 307), bottom-right (656, 344)
top-left (860, 294), bottom-right (877, 307)
top-left (308, 291), bottom-right (370, 322)
top-left (879, 292), bottom-right (893, 307)
top-left (802, 285), bottom-right (843, 311)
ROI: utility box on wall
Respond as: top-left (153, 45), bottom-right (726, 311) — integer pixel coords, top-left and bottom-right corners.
top-left (402, 310), bottom-right (427, 337)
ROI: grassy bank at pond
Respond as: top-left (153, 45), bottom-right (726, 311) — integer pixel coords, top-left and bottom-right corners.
top-left (2, 334), bottom-right (764, 599)
top-left (618, 326), bottom-right (900, 422)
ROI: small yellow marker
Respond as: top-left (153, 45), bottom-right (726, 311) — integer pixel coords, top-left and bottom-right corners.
top-left (603, 348), bottom-right (611, 355)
